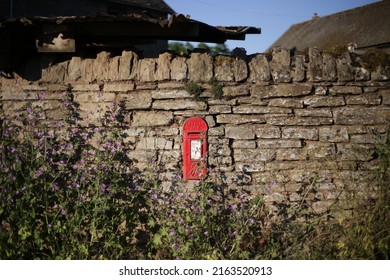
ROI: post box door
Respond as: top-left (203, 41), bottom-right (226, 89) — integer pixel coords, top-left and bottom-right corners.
top-left (182, 117), bottom-right (208, 180)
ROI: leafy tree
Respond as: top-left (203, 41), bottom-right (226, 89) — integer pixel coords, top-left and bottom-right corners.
top-left (168, 42), bottom-right (232, 55)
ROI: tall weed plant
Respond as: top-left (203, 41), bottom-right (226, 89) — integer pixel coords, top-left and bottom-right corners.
top-left (0, 89), bottom-right (269, 259)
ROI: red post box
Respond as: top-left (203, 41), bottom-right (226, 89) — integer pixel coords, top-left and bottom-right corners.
top-left (182, 117), bottom-right (208, 180)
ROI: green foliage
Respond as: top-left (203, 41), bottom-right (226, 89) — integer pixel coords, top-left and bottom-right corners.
top-left (209, 77), bottom-right (224, 99)
top-left (186, 81), bottom-right (204, 101)
top-left (169, 42), bottom-right (232, 56)
top-left (143, 182), bottom-right (268, 259)
top-left (0, 90), bottom-right (140, 259)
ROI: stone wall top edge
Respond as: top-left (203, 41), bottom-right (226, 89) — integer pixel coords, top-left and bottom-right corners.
top-left (3, 47), bottom-right (390, 84)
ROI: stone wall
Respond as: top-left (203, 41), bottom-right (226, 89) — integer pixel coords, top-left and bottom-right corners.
top-left (1, 47), bottom-right (390, 213)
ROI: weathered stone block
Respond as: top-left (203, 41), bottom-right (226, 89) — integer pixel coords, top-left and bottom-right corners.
top-left (152, 99), bottom-right (207, 110)
top-left (132, 111), bottom-right (173, 126)
top-left (236, 162), bottom-right (265, 173)
top-left (170, 57), bottom-right (187, 80)
top-left (223, 85), bottom-right (250, 97)
top-left (295, 108), bottom-right (333, 117)
top-left (215, 56), bottom-right (235, 81)
top-left (216, 114), bottom-right (265, 124)
top-left (80, 58), bottom-right (94, 82)
top-left (253, 84), bottom-right (313, 98)
top-left (93, 52), bottom-right (111, 81)
top-left (118, 91), bottom-right (152, 110)
top-left (322, 53), bottom-right (337, 81)
top-left (205, 115), bottom-right (216, 127)
top-left (350, 134), bottom-right (386, 144)
top-left (225, 125), bottom-right (255, 139)
top-left (248, 54), bottom-right (270, 83)
top-left (156, 52), bottom-right (173, 81)
top-left (119, 51), bottom-right (138, 80)
top-left (303, 96), bottom-right (345, 107)
top-left (152, 89), bottom-right (190, 99)
top-left (138, 58), bottom-right (157, 82)
top-left (336, 143), bottom-right (375, 161)
top-left (232, 140), bottom-right (256, 149)
top-left (276, 148), bottom-right (307, 161)
top-left (75, 92), bottom-right (115, 103)
top-left (209, 143), bottom-right (231, 156)
top-left (136, 137), bottom-right (173, 150)
top-left (333, 107), bottom-right (390, 125)
top-left (257, 139), bottom-right (302, 148)
top-left (270, 47), bottom-right (291, 82)
top-left (67, 56), bottom-right (82, 81)
top-left (268, 98), bottom-right (303, 108)
top-left (233, 58), bottom-right (249, 82)
top-left (233, 105), bottom-right (292, 115)
top-left (108, 56), bottom-right (120, 81)
top-left (306, 142), bottom-right (336, 159)
top-left (315, 86), bottom-right (327, 96)
top-left (337, 55), bottom-right (355, 81)
top-left (72, 84), bottom-right (100, 92)
top-left (267, 116), bottom-right (333, 126)
top-left (122, 127), bottom-right (146, 137)
top-left (234, 149), bottom-right (276, 162)
top-left (291, 54), bottom-right (305, 82)
top-left (104, 82), bottom-right (135, 92)
top-left (319, 126), bottom-right (349, 142)
top-left (208, 127), bottom-right (224, 136)
top-left (255, 127), bottom-right (281, 139)
top-left (188, 52), bottom-right (213, 82)
top-left (208, 156), bottom-right (233, 169)
top-left (308, 48), bottom-right (323, 82)
top-left (209, 105), bottom-right (231, 114)
top-left (282, 127), bottom-right (319, 140)
top-left (329, 86), bottom-right (362, 95)
top-left (127, 150), bottom-right (156, 162)
top-left (345, 95), bottom-right (381, 105)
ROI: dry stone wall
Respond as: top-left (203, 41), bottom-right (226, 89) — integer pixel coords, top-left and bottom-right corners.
top-left (1, 47), bottom-right (390, 213)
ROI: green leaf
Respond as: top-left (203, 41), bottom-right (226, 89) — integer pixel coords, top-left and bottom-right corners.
top-left (147, 219), bottom-right (155, 228)
top-left (18, 226), bottom-right (31, 241)
top-left (153, 233), bottom-right (162, 246)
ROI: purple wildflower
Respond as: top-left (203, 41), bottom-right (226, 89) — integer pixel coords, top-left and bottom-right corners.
top-left (204, 231), bottom-right (209, 236)
top-left (38, 92), bottom-right (46, 100)
top-left (60, 209), bottom-right (66, 215)
top-left (249, 218), bottom-right (255, 224)
top-left (36, 169), bottom-right (43, 178)
top-left (150, 194), bottom-right (158, 200)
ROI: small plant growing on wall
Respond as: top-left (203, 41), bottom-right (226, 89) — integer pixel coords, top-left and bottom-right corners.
top-left (209, 77), bottom-right (223, 99)
top-left (186, 81), bottom-right (204, 101)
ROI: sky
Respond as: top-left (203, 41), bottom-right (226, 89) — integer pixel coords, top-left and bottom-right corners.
top-left (164, 0), bottom-right (380, 55)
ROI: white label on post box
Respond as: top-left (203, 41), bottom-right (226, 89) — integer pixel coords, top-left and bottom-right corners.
top-left (190, 140), bottom-right (202, 160)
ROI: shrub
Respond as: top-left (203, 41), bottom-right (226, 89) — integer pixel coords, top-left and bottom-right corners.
top-left (0, 90), bottom-right (141, 259)
top-left (142, 181), bottom-right (268, 259)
